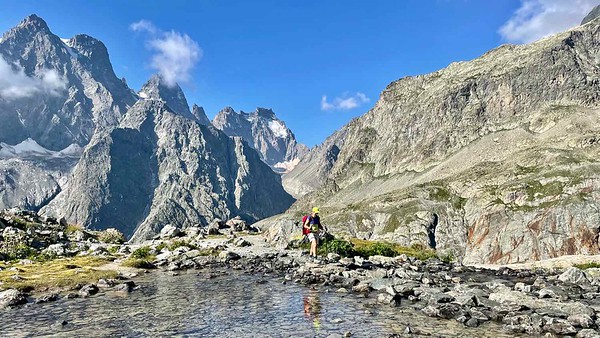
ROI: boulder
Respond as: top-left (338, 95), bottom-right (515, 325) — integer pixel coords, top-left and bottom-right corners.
top-left (159, 225), bottom-right (182, 239)
top-left (543, 317), bottom-right (578, 335)
top-left (71, 230), bottom-right (92, 242)
top-left (577, 329), bottom-right (600, 338)
top-left (0, 289), bottom-right (27, 308)
top-left (567, 313), bottom-right (595, 329)
top-left (206, 221), bottom-right (221, 235)
top-left (41, 243), bottom-right (67, 258)
top-left (184, 226), bottom-right (201, 238)
top-left (234, 238), bottom-right (251, 247)
top-left (218, 251), bottom-right (241, 262)
top-left (558, 267), bottom-right (589, 285)
top-left (226, 216), bottom-right (248, 232)
top-left (114, 281), bottom-right (136, 292)
top-left (34, 293), bottom-right (59, 304)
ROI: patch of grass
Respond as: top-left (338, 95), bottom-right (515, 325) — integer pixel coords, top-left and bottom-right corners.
top-left (574, 262), bottom-right (600, 270)
top-left (382, 214), bottom-right (402, 234)
top-left (197, 248), bottom-right (221, 256)
top-left (523, 180), bottom-right (564, 201)
top-left (156, 240), bottom-right (199, 252)
top-left (122, 257), bottom-right (155, 269)
top-left (428, 186), bottom-right (467, 210)
top-left (10, 217), bottom-right (38, 230)
top-left (130, 246), bottom-right (153, 259)
top-left (64, 224), bottom-right (83, 235)
top-left (351, 239), bottom-right (439, 261)
top-left (0, 256), bottom-right (116, 292)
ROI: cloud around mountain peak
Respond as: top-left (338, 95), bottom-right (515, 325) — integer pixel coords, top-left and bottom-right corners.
top-left (0, 56), bottom-right (67, 101)
top-left (130, 19), bottom-right (202, 87)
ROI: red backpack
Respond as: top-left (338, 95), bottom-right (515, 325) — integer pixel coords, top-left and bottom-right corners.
top-left (301, 215), bottom-right (310, 235)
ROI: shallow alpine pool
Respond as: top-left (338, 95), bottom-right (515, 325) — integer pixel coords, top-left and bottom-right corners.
top-left (1, 269), bottom-right (519, 337)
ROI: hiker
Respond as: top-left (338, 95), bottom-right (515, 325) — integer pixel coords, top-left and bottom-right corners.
top-left (303, 207), bottom-right (324, 258)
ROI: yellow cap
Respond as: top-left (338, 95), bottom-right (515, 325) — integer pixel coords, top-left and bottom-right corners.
top-left (312, 207), bottom-right (320, 213)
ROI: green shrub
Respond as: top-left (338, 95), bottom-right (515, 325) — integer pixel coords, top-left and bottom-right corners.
top-left (130, 246), bottom-right (152, 259)
top-left (156, 240), bottom-right (198, 252)
top-left (321, 239), bottom-right (355, 257)
top-left (107, 246), bottom-right (120, 255)
top-left (0, 242), bottom-right (38, 261)
top-left (98, 228), bottom-right (126, 244)
top-left (355, 242), bottom-right (397, 257)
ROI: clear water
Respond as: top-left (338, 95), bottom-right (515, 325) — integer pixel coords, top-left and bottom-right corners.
top-left (1, 270), bottom-right (518, 337)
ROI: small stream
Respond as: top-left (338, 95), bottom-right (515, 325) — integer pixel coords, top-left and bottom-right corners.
top-left (1, 270), bottom-right (518, 337)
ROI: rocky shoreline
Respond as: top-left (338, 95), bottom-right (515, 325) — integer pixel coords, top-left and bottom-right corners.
top-left (1, 210), bottom-right (600, 337)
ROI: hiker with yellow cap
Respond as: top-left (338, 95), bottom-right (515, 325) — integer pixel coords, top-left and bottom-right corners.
top-left (303, 207), bottom-right (324, 258)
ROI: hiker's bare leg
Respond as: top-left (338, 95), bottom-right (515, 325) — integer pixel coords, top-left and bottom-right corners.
top-left (311, 240), bottom-right (317, 257)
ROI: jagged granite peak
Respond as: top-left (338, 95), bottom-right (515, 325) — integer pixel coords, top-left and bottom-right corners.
top-left (582, 5), bottom-right (600, 25)
top-left (68, 34), bottom-right (111, 68)
top-left (42, 99), bottom-right (295, 240)
top-left (138, 74), bottom-right (196, 121)
top-left (191, 104), bottom-right (212, 126)
top-left (212, 106), bottom-right (308, 173)
top-left (0, 14), bottom-right (137, 151)
top-left (15, 14), bottom-right (50, 33)
top-left (268, 19), bottom-right (600, 265)
top-left (255, 107), bottom-right (276, 119)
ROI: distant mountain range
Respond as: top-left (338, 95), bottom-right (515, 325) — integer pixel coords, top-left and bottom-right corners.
top-left (0, 14), bottom-right (299, 240)
top-left (212, 107), bottom-right (308, 174)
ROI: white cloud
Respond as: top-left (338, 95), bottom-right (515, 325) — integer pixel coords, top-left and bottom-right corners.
top-left (0, 56), bottom-right (66, 101)
top-left (321, 92), bottom-right (370, 111)
top-left (500, 0), bottom-right (598, 43)
top-left (130, 20), bottom-right (202, 87)
top-left (129, 20), bottom-right (157, 34)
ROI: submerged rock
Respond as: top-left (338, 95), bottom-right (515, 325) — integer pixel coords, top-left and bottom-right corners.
top-left (78, 284), bottom-right (99, 297)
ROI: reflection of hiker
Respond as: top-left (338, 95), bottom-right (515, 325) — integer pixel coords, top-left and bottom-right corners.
top-left (303, 207), bottom-right (324, 258)
top-left (303, 292), bottom-right (322, 330)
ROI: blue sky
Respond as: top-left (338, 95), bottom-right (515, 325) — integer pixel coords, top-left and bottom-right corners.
top-left (0, 0), bottom-right (596, 146)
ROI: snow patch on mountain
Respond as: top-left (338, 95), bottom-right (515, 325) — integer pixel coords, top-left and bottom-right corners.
top-left (268, 120), bottom-right (288, 138)
top-left (274, 158), bottom-right (300, 173)
top-left (0, 138), bottom-right (82, 159)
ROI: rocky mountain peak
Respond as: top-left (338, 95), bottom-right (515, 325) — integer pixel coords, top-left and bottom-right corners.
top-left (582, 5), bottom-right (600, 25)
top-left (69, 34), bottom-right (109, 63)
top-left (138, 74), bottom-right (194, 120)
top-left (220, 106), bottom-right (237, 115)
top-left (0, 14), bottom-right (137, 150)
top-left (191, 104), bottom-right (211, 126)
top-left (17, 14), bottom-right (50, 33)
top-left (212, 106), bottom-right (308, 174)
top-left (255, 107), bottom-right (276, 119)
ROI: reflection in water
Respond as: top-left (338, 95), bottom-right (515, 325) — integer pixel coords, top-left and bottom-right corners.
top-left (303, 291), bottom-right (322, 330)
top-left (1, 270), bottom-right (519, 337)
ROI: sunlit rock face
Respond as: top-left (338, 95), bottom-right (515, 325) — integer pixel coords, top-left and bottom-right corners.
top-left (212, 107), bottom-right (308, 175)
top-left (270, 18), bottom-right (600, 264)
